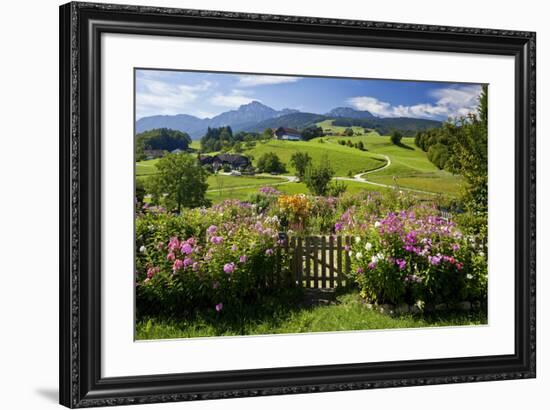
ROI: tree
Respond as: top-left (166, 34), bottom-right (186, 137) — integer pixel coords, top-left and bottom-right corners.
top-left (148, 153), bottom-right (210, 212)
top-left (344, 127), bottom-right (354, 137)
top-left (390, 130), bottom-right (403, 145)
top-left (356, 141), bottom-right (365, 151)
top-left (136, 128), bottom-right (192, 159)
top-left (304, 155), bottom-right (335, 196)
top-left (256, 152), bottom-right (286, 174)
top-left (290, 151), bottom-right (312, 181)
top-left (446, 85), bottom-right (488, 212)
top-left (200, 126), bottom-right (234, 152)
top-left (301, 126), bottom-right (324, 140)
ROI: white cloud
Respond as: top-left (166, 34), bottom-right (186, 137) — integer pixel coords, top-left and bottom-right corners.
top-left (210, 89), bottom-right (257, 108)
top-left (347, 84), bottom-right (482, 120)
top-left (136, 78), bottom-right (212, 119)
top-left (237, 75), bottom-right (301, 87)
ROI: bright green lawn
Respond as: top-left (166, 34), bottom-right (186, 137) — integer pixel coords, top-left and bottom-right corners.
top-left (243, 139), bottom-right (386, 177)
top-left (136, 291), bottom-right (487, 340)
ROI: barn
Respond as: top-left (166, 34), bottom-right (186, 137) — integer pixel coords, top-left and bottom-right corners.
top-left (274, 127), bottom-right (302, 141)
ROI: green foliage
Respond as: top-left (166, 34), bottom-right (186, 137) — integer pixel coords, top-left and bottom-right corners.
top-left (136, 128), bottom-right (192, 159)
top-left (304, 155), bottom-right (335, 196)
top-left (326, 180), bottom-right (347, 197)
top-left (427, 143), bottom-right (450, 169)
top-left (390, 130), bottom-right (403, 145)
top-left (343, 127), bottom-right (354, 137)
top-left (256, 152), bottom-right (287, 173)
top-left (301, 126), bottom-right (324, 140)
top-left (200, 126), bottom-right (234, 152)
top-left (148, 153), bottom-right (210, 212)
top-left (289, 151), bottom-right (312, 180)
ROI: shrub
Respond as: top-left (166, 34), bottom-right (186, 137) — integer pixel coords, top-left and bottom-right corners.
top-left (256, 152), bottom-right (286, 173)
top-left (343, 208), bottom-right (487, 306)
top-left (135, 201), bottom-right (289, 316)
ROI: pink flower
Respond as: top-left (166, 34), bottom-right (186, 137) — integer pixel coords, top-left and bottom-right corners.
top-left (223, 262), bottom-right (236, 274)
top-left (265, 248), bottom-right (274, 256)
top-left (192, 262), bottom-right (200, 271)
top-left (356, 267), bottom-right (364, 274)
top-left (183, 257), bottom-right (193, 268)
top-left (210, 236), bottom-right (223, 245)
top-left (334, 223), bottom-right (342, 232)
top-left (168, 237), bottom-right (180, 251)
top-left (212, 281), bottom-right (220, 289)
top-left (172, 259), bottom-right (184, 272)
top-left (207, 225), bottom-right (217, 235)
top-left (215, 303), bottom-right (223, 312)
top-left (456, 262), bottom-right (464, 270)
top-left (231, 244), bottom-right (238, 252)
top-left (146, 267), bottom-right (159, 279)
top-left (239, 255), bottom-right (247, 263)
top-left (180, 243), bottom-right (193, 255)
top-left (367, 262), bottom-right (376, 270)
top-left (167, 252), bottom-right (175, 261)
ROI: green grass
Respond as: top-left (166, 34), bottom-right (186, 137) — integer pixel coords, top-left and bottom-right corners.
top-left (243, 139), bottom-right (386, 177)
top-left (136, 290), bottom-right (487, 340)
top-left (315, 122), bottom-right (464, 195)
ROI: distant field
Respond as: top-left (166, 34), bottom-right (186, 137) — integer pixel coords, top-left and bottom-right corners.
top-left (137, 121), bottom-right (463, 200)
top-left (242, 139), bottom-right (386, 177)
top-left (315, 121), bottom-right (463, 195)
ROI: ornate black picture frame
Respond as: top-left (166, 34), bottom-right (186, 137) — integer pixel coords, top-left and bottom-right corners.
top-left (59, 2), bottom-right (536, 408)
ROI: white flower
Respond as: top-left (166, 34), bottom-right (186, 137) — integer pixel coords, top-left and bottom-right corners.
top-left (376, 252), bottom-right (385, 261)
top-left (355, 252), bottom-right (363, 260)
top-left (479, 251), bottom-right (485, 257)
top-left (371, 255), bottom-right (379, 264)
top-left (348, 251), bottom-right (354, 258)
top-left (466, 274), bottom-right (473, 280)
top-left (365, 242), bottom-right (372, 251)
top-left (355, 236), bottom-right (361, 244)
top-left (374, 221), bottom-right (381, 228)
top-left (139, 245), bottom-right (146, 253)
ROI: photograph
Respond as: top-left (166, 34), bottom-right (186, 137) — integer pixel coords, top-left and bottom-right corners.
top-left (134, 69), bottom-right (489, 340)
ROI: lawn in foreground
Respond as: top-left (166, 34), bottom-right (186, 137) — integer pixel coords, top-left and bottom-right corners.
top-left (136, 290), bottom-right (487, 340)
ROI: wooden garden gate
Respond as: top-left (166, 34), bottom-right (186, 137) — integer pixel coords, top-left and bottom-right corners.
top-left (286, 235), bottom-right (351, 289)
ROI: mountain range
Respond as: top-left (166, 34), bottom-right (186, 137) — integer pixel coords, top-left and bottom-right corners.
top-left (136, 101), bottom-right (441, 138)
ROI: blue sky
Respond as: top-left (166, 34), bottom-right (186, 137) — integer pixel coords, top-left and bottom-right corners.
top-left (135, 69), bottom-right (483, 121)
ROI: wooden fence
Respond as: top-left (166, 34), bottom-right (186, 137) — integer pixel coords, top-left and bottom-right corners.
top-left (284, 235), bottom-right (352, 289)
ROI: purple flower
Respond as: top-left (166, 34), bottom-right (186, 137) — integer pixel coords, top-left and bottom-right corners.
top-left (210, 236), bottom-right (223, 245)
top-left (344, 245), bottom-right (351, 252)
top-left (395, 259), bottom-right (407, 270)
top-left (428, 254), bottom-right (442, 266)
top-left (223, 262), bottom-right (236, 274)
top-left (452, 243), bottom-right (460, 251)
top-left (334, 222), bottom-right (343, 232)
top-left (183, 257), bottom-right (193, 268)
top-left (265, 248), bottom-right (274, 256)
top-left (207, 225), bottom-right (217, 235)
top-left (180, 243), bottom-right (193, 255)
top-left (215, 303), bottom-right (223, 312)
top-left (367, 262), bottom-right (376, 270)
top-left (356, 267), bottom-right (364, 274)
top-left (239, 255), bottom-right (247, 263)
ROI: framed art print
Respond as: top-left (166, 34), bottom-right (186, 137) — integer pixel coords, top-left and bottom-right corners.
top-left (59, 2), bottom-right (536, 408)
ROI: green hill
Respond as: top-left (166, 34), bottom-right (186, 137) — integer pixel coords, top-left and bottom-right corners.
top-left (242, 139), bottom-right (386, 177)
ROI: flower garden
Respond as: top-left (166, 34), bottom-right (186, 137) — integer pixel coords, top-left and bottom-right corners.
top-left (136, 187), bottom-right (488, 338)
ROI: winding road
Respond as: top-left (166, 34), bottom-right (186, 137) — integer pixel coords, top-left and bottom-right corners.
top-left (333, 154), bottom-right (438, 196)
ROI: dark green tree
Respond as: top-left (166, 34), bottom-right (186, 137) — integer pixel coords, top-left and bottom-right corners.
top-left (256, 152), bottom-right (286, 173)
top-left (390, 130), bottom-right (403, 145)
top-left (148, 153), bottom-right (210, 212)
top-left (304, 155), bottom-right (335, 196)
top-left (289, 151), bottom-right (312, 181)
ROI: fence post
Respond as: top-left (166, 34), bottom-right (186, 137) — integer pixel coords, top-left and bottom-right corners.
top-left (329, 235), bottom-right (335, 288)
top-left (344, 236), bottom-right (351, 286)
top-left (313, 237), bottom-right (319, 289)
top-left (321, 236), bottom-right (327, 288)
top-left (337, 236), bottom-right (343, 288)
top-left (296, 236), bottom-right (303, 287)
top-left (305, 236), bottom-right (311, 288)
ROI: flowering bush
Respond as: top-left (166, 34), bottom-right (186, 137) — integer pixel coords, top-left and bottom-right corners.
top-left (136, 200), bottom-right (290, 316)
top-left (277, 194), bottom-right (312, 231)
top-left (345, 208), bottom-right (487, 306)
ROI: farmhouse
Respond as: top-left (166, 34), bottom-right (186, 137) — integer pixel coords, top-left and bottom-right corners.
top-left (199, 153), bottom-right (251, 170)
top-left (274, 127), bottom-right (302, 141)
top-left (143, 149), bottom-right (166, 159)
